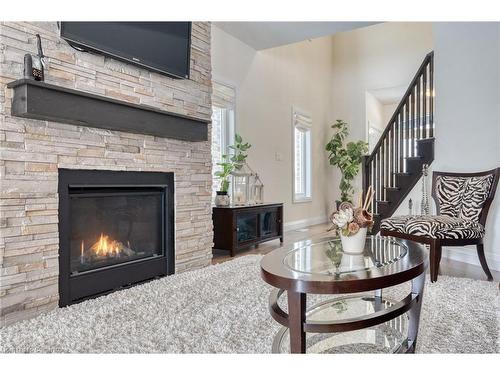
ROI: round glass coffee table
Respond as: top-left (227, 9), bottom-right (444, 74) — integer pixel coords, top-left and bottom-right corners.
top-left (260, 236), bottom-right (428, 354)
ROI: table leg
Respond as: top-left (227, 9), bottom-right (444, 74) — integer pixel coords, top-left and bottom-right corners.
top-left (287, 291), bottom-right (306, 353)
top-left (407, 272), bottom-right (425, 353)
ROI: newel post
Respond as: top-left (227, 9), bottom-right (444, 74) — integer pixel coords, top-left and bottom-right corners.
top-left (361, 155), bottom-right (369, 197)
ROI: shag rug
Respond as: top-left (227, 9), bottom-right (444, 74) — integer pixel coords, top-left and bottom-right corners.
top-left (0, 255), bottom-right (498, 353)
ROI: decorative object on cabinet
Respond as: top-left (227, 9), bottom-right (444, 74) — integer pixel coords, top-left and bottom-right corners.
top-left (214, 191), bottom-right (230, 207)
top-left (213, 203), bottom-right (283, 257)
top-left (215, 133), bottom-right (252, 204)
top-left (231, 163), bottom-right (252, 206)
top-left (251, 173), bottom-right (264, 204)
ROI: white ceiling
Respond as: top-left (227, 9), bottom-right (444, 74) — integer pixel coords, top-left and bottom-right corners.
top-left (214, 22), bottom-right (378, 50)
top-left (368, 85), bottom-right (407, 105)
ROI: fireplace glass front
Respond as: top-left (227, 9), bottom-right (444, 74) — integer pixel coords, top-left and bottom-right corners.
top-left (69, 187), bottom-right (164, 275)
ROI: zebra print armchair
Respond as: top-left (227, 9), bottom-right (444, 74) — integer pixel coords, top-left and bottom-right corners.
top-left (381, 168), bottom-right (500, 282)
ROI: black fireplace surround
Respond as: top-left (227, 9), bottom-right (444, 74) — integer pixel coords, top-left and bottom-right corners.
top-left (58, 169), bottom-right (174, 306)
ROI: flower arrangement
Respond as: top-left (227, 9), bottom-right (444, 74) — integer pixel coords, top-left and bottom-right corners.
top-left (329, 186), bottom-right (375, 237)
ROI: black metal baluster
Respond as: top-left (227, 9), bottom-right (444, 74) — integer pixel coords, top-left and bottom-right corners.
top-left (381, 142), bottom-right (385, 201)
top-left (398, 112), bottom-right (403, 173)
top-left (410, 92), bottom-right (415, 157)
top-left (389, 128), bottom-right (394, 187)
top-left (416, 75), bottom-right (421, 141)
top-left (429, 54), bottom-right (434, 137)
top-left (422, 63), bottom-right (427, 139)
top-left (404, 100), bottom-right (409, 170)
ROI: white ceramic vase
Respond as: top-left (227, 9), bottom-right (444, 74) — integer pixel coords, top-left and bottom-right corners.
top-left (340, 227), bottom-right (368, 254)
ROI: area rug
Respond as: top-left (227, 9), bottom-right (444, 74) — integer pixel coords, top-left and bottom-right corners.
top-left (0, 255), bottom-right (498, 353)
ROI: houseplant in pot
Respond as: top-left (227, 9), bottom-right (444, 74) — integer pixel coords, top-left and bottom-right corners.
top-left (325, 119), bottom-right (368, 206)
top-left (329, 187), bottom-right (374, 254)
top-left (214, 134), bottom-right (251, 206)
top-left (214, 154), bottom-right (233, 207)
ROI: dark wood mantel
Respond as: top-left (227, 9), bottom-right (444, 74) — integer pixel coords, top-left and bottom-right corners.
top-left (7, 79), bottom-right (209, 141)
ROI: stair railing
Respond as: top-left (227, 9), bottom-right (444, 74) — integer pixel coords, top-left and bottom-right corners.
top-left (362, 51), bottom-right (434, 215)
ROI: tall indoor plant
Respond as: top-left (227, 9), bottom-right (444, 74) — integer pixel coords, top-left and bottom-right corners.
top-left (325, 119), bottom-right (368, 204)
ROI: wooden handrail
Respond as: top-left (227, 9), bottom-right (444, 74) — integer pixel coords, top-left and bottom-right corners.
top-left (365, 51), bottom-right (434, 165)
top-left (362, 51), bottom-right (435, 219)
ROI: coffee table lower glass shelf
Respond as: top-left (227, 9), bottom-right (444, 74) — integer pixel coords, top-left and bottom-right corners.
top-left (273, 295), bottom-right (409, 354)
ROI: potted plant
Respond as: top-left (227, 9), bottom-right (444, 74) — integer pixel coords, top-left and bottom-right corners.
top-left (329, 187), bottom-right (374, 254)
top-left (214, 154), bottom-right (233, 207)
top-left (325, 119), bottom-right (368, 205)
top-left (214, 134), bottom-right (251, 206)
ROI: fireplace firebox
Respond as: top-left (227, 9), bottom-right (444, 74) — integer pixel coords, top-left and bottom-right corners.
top-left (58, 169), bottom-right (174, 306)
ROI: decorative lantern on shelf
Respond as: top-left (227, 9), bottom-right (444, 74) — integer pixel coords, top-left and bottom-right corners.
top-left (231, 164), bottom-right (252, 206)
top-left (251, 173), bottom-right (264, 204)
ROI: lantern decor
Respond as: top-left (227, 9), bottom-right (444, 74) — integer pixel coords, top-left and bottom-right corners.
top-left (230, 163), bottom-right (265, 206)
top-left (231, 163), bottom-right (252, 206)
top-left (251, 173), bottom-right (264, 204)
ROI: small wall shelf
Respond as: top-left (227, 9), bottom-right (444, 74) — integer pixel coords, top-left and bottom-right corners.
top-left (7, 79), bottom-right (209, 141)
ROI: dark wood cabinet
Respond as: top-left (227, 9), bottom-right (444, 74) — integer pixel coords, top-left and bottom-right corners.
top-left (213, 203), bottom-right (283, 257)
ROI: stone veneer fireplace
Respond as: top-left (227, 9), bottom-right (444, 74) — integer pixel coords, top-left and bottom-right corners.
top-left (0, 22), bottom-right (213, 325)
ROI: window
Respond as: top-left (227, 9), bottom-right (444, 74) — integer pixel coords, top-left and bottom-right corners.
top-left (292, 108), bottom-right (312, 202)
top-left (211, 82), bottom-right (236, 196)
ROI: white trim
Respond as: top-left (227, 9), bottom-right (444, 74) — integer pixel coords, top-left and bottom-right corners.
top-left (212, 79), bottom-right (238, 135)
top-left (291, 106), bottom-right (312, 204)
top-left (284, 215), bottom-right (327, 232)
top-left (442, 246), bottom-right (500, 272)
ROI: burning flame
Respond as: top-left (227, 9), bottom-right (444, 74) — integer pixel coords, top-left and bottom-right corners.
top-left (89, 233), bottom-right (124, 257)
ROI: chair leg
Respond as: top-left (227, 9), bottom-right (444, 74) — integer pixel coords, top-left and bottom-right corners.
top-left (476, 243), bottom-right (493, 281)
top-left (429, 241), bottom-right (442, 283)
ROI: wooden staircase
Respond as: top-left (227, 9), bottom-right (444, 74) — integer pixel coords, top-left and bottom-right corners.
top-left (362, 52), bottom-right (435, 233)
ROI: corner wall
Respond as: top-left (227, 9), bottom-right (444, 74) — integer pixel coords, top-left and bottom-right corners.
top-left (211, 25), bottom-right (333, 227)
top-left (432, 22), bottom-right (500, 270)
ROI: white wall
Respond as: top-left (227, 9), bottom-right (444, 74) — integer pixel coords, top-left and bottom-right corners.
top-left (431, 22), bottom-right (500, 270)
top-left (211, 25), bottom-right (333, 227)
top-left (328, 22), bottom-right (433, 211)
top-left (365, 91), bottom-right (384, 131)
top-left (382, 102), bottom-right (399, 126)
top-left (365, 92), bottom-right (385, 153)
top-left (394, 23), bottom-right (500, 271)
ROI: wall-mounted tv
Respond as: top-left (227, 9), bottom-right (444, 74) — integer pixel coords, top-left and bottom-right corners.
top-left (60, 22), bottom-right (191, 79)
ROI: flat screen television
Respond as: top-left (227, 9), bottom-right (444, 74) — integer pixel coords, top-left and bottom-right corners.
top-left (60, 22), bottom-right (191, 79)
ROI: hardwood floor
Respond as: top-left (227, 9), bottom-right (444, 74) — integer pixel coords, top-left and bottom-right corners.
top-left (212, 223), bottom-right (500, 281)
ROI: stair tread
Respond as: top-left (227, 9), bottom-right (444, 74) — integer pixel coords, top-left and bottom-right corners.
top-left (405, 156), bottom-right (423, 160)
top-left (376, 200), bottom-right (390, 204)
top-left (417, 137), bottom-right (435, 142)
top-left (395, 172), bottom-right (412, 176)
top-left (385, 187), bottom-right (400, 191)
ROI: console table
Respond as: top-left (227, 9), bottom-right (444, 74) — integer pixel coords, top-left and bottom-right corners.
top-left (213, 203), bottom-right (283, 257)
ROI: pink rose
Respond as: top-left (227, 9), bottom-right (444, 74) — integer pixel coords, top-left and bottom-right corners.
top-left (348, 222), bottom-right (360, 235)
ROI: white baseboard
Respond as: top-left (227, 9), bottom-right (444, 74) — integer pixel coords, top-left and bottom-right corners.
top-left (442, 246), bottom-right (500, 272)
top-left (284, 215), bottom-right (327, 232)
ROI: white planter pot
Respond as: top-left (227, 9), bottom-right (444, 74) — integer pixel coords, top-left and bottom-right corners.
top-left (340, 227), bottom-right (368, 254)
